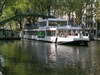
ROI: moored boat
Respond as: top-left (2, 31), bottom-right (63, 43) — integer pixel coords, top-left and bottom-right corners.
top-left (22, 18), bottom-right (89, 46)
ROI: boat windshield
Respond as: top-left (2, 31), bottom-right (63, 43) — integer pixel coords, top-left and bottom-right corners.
top-left (49, 21), bottom-right (67, 26)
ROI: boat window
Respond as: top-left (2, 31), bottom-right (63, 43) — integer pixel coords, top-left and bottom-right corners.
top-left (67, 30), bottom-right (71, 35)
top-left (46, 30), bottom-right (56, 36)
top-left (67, 30), bottom-right (79, 36)
top-left (24, 31), bottom-right (38, 36)
top-left (75, 30), bottom-right (79, 36)
top-left (82, 31), bottom-right (89, 36)
top-left (49, 21), bottom-right (58, 26)
top-left (37, 31), bottom-right (45, 38)
top-left (58, 29), bottom-right (67, 37)
top-left (24, 31), bottom-right (34, 35)
top-left (60, 21), bottom-right (67, 26)
top-left (49, 21), bottom-right (67, 26)
top-left (38, 21), bottom-right (46, 27)
top-left (85, 32), bottom-right (88, 36)
top-left (33, 31), bottom-right (37, 35)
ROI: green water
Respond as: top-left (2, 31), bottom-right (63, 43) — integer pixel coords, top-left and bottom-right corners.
top-left (0, 40), bottom-right (100, 75)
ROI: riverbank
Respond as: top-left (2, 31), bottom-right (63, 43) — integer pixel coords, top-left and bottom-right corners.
top-left (0, 37), bottom-right (21, 40)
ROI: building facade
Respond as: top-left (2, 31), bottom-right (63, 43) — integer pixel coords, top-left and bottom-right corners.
top-left (96, 1), bottom-right (100, 36)
top-left (82, 0), bottom-right (100, 38)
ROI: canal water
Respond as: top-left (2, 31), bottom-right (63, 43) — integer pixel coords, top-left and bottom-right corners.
top-left (0, 40), bottom-right (100, 75)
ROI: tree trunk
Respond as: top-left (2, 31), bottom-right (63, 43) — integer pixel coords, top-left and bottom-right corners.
top-left (27, 17), bottom-right (32, 25)
top-left (0, 0), bottom-right (6, 16)
top-left (18, 20), bottom-right (22, 30)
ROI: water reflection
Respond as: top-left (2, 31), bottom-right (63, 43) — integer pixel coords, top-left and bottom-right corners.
top-left (0, 40), bottom-right (100, 75)
top-left (21, 40), bottom-right (92, 75)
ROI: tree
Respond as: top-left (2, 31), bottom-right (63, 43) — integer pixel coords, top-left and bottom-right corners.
top-left (0, 0), bottom-right (98, 30)
top-left (95, 0), bottom-right (100, 31)
top-left (0, 0), bottom-right (6, 16)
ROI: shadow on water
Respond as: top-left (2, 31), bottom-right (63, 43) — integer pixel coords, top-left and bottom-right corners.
top-left (0, 40), bottom-right (100, 75)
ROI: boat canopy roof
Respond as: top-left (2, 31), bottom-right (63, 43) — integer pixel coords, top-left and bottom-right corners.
top-left (38, 25), bottom-right (82, 30)
top-left (43, 18), bottom-right (67, 21)
top-left (58, 25), bottom-right (82, 30)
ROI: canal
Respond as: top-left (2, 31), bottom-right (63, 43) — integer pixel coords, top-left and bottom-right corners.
top-left (0, 40), bottom-right (100, 75)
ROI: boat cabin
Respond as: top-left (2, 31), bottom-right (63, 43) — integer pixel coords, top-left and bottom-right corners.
top-left (57, 26), bottom-right (89, 37)
top-left (37, 18), bottom-right (68, 37)
top-left (38, 18), bottom-right (68, 27)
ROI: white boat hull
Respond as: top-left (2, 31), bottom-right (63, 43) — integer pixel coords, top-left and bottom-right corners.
top-left (23, 35), bottom-right (89, 45)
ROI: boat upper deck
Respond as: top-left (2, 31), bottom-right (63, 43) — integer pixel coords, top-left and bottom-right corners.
top-left (38, 18), bottom-right (68, 27)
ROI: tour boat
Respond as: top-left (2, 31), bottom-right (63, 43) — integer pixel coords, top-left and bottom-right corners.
top-left (22, 18), bottom-right (89, 45)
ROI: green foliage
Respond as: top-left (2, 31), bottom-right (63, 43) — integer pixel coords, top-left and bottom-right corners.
top-left (96, 1), bottom-right (100, 23)
top-left (0, 0), bottom-right (99, 30)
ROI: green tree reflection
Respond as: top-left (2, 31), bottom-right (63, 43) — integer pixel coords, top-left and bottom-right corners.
top-left (0, 41), bottom-right (46, 75)
top-left (0, 41), bottom-right (99, 75)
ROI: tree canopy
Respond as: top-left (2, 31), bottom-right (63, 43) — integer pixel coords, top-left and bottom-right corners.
top-left (0, 0), bottom-right (99, 30)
